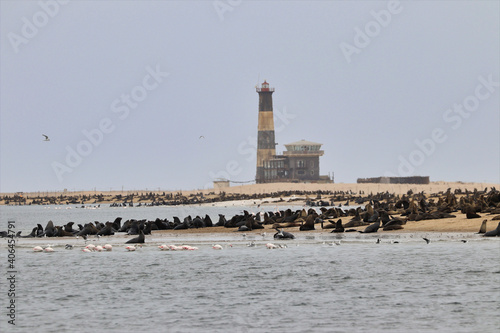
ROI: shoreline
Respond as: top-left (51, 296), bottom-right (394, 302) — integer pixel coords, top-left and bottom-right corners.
top-left (1, 181), bottom-right (498, 206)
top-left (1, 181), bottom-right (499, 234)
top-left (4, 227), bottom-right (498, 250)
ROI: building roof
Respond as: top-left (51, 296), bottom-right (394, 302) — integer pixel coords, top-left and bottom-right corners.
top-left (284, 139), bottom-right (322, 147)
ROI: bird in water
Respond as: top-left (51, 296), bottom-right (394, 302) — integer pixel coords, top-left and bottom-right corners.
top-left (65, 244), bottom-right (73, 250)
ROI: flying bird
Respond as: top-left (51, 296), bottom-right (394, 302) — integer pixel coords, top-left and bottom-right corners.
top-left (423, 237), bottom-right (430, 244)
top-left (42, 134), bottom-right (50, 141)
top-left (199, 135), bottom-right (205, 139)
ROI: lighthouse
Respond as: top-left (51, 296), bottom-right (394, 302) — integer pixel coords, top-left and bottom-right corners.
top-left (256, 81), bottom-right (276, 183)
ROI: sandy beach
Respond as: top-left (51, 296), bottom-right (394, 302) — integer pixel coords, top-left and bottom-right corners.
top-left (1, 181), bottom-right (499, 234)
top-left (2, 181), bottom-right (497, 199)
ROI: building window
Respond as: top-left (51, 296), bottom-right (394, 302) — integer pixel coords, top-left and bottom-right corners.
top-left (298, 170), bottom-right (305, 175)
top-left (297, 160), bottom-right (305, 168)
top-left (310, 170), bottom-right (314, 175)
top-left (310, 161), bottom-right (314, 167)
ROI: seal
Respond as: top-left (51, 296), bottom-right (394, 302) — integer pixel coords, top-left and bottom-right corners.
top-left (55, 226), bottom-right (74, 237)
top-left (192, 217), bottom-right (205, 228)
top-left (64, 222), bottom-right (76, 233)
top-left (483, 221), bottom-right (500, 237)
top-left (331, 219), bottom-right (344, 233)
top-left (76, 223), bottom-right (98, 236)
top-left (299, 215), bottom-right (316, 231)
top-left (237, 224), bottom-right (250, 232)
top-left (320, 219), bottom-right (336, 229)
top-left (204, 214), bottom-right (213, 227)
top-left (36, 224), bottom-right (44, 237)
top-left (118, 220), bottom-right (131, 232)
top-left (344, 210), bottom-right (369, 228)
top-left (126, 230), bottom-right (145, 243)
top-left (112, 217), bottom-right (122, 231)
top-left (127, 220), bottom-right (140, 235)
top-left (143, 221), bottom-right (153, 235)
top-left (43, 220), bottom-right (56, 237)
top-left (97, 222), bottom-right (115, 236)
top-left (383, 218), bottom-right (405, 231)
top-left (358, 221), bottom-right (380, 233)
top-left (173, 218), bottom-right (189, 230)
top-left (273, 228), bottom-right (295, 239)
top-left (249, 216), bottom-right (264, 230)
top-left (20, 227), bottom-right (37, 238)
top-left (215, 214), bottom-right (226, 227)
top-left (465, 205), bottom-right (481, 219)
top-left (477, 220), bottom-right (487, 234)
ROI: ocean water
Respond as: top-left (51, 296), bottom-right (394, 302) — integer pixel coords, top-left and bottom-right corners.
top-left (1, 205), bottom-right (499, 332)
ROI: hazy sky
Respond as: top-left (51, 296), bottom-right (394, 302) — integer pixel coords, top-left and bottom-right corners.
top-left (1, 0), bottom-right (499, 193)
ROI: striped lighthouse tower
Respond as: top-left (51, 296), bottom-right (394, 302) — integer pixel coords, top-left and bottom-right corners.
top-left (256, 80), bottom-right (276, 183)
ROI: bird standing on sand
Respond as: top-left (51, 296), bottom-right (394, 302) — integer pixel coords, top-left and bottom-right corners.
top-left (42, 134), bottom-right (50, 141)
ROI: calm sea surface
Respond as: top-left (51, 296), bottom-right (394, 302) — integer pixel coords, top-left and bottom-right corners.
top-left (1, 205), bottom-right (499, 333)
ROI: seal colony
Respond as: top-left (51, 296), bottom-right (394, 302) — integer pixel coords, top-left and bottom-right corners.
top-left (2, 182), bottom-right (498, 207)
top-left (3, 187), bottom-right (500, 245)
